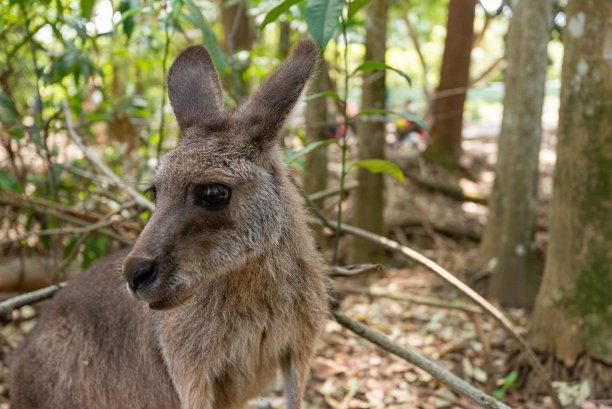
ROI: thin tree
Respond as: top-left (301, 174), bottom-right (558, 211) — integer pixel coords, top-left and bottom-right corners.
top-left (304, 57), bottom-right (329, 247)
top-left (423, 0), bottom-right (476, 168)
top-left (350, 0), bottom-right (388, 264)
top-left (528, 0), bottom-right (612, 395)
top-left (479, 0), bottom-right (553, 308)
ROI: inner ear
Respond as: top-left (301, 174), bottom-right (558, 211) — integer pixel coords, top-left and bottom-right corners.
top-left (167, 45), bottom-right (224, 131)
top-left (236, 39), bottom-right (320, 153)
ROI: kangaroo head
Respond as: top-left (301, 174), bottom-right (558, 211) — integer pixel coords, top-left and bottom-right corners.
top-left (122, 40), bottom-right (319, 309)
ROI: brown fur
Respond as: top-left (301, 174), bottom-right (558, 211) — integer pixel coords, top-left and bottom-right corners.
top-left (10, 39), bottom-right (328, 409)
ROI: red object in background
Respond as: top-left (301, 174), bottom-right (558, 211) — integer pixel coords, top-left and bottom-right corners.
top-left (328, 123), bottom-right (345, 140)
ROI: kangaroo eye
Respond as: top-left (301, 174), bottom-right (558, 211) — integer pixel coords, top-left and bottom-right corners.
top-left (196, 183), bottom-right (231, 209)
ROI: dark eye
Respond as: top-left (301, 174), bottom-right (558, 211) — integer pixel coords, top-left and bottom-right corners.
top-left (196, 183), bottom-right (231, 209)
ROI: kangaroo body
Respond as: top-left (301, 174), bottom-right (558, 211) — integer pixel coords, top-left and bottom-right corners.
top-left (10, 39), bottom-right (328, 409)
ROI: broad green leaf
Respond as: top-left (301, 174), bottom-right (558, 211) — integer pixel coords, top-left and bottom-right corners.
top-left (352, 60), bottom-right (411, 85)
top-left (260, 0), bottom-right (304, 32)
top-left (353, 108), bottom-right (429, 133)
top-left (305, 0), bottom-right (346, 51)
top-left (183, 0), bottom-right (227, 73)
top-left (81, 0), bottom-right (95, 20)
top-left (303, 91), bottom-right (343, 102)
top-left (0, 169), bottom-right (22, 192)
top-left (347, 0), bottom-right (371, 21)
top-left (350, 159), bottom-right (405, 183)
top-left (284, 139), bottom-right (337, 164)
top-left (118, 0), bottom-right (140, 39)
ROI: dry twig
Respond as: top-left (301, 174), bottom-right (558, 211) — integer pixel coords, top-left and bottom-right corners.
top-left (0, 282), bottom-right (68, 318)
top-left (330, 263), bottom-right (383, 277)
top-left (332, 309), bottom-right (511, 409)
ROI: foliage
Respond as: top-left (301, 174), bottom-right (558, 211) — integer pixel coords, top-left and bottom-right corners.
top-left (0, 0), bottom-right (441, 278)
top-left (493, 371), bottom-right (518, 400)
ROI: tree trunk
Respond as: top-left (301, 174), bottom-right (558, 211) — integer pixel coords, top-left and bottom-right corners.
top-left (304, 57), bottom-right (329, 248)
top-left (350, 0), bottom-right (388, 265)
top-left (217, 0), bottom-right (254, 97)
top-left (278, 20), bottom-right (291, 59)
top-left (423, 0), bottom-right (476, 168)
top-left (528, 0), bottom-right (612, 382)
top-left (479, 0), bottom-right (552, 308)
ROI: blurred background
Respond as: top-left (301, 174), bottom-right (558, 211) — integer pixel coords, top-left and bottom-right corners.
top-left (0, 0), bottom-right (611, 407)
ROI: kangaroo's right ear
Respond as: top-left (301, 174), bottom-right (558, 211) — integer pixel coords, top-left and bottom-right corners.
top-left (167, 45), bottom-right (224, 131)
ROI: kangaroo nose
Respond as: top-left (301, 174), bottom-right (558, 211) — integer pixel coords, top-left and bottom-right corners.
top-left (126, 259), bottom-right (158, 291)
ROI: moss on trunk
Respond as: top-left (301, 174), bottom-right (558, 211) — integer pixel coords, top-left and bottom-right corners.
top-left (529, 0), bottom-right (612, 368)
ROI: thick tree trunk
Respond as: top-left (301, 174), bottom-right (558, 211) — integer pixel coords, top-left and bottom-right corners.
top-left (350, 0), bottom-right (388, 264)
top-left (304, 58), bottom-right (329, 248)
top-left (479, 0), bottom-right (552, 308)
top-left (423, 0), bottom-right (476, 168)
top-left (528, 0), bottom-right (612, 376)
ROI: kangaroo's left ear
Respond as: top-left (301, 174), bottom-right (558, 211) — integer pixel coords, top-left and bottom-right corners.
top-left (235, 39), bottom-right (319, 153)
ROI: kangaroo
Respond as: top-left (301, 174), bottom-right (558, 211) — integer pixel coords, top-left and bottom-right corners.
top-left (9, 39), bottom-right (328, 409)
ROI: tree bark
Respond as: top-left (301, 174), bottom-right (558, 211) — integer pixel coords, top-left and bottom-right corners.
top-left (479, 0), bottom-right (552, 308)
top-left (278, 20), bottom-right (291, 59)
top-left (423, 0), bottom-right (476, 168)
top-left (529, 0), bottom-right (612, 369)
top-left (350, 0), bottom-right (388, 264)
top-left (304, 57), bottom-right (329, 248)
top-left (217, 0), bottom-right (254, 96)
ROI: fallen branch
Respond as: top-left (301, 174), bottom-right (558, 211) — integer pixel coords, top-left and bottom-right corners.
top-left (332, 309), bottom-right (510, 409)
top-left (334, 285), bottom-right (482, 314)
top-left (308, 217), bottom-right (562, 409)
top-left (407, 173), bottom-right (489, 205)
top-left (62, 101), bottom-right (155, 212)
top-left (390, 216), bottom-right (482, 242)
top-left (0, 282), bottom-right (68, 318)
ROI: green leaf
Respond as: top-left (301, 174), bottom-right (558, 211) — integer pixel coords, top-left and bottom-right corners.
top-left (63, 235), bottom-right (80, 258)
top-left (303, 91), bottom-right (343, 102)
top-left (350, 159), bottom-right (405, 183)
top-left (492, 389), bottom-right (504, 401)
top-left (284, 139), bottom-right (337, 164)
top-left (352, 60), bottom-right (411, 85)
top-left (353, 109), bottom-right (429, 133)
top-left (0, 91), bottom-right (19, 122)
top-left (81, 0), bottom-right (95, 20)
top-left (183, 0), bottom-right (227, 73)
top-left (502, 371), bottom-right (518, 388)
top-left (0, 169), bottom-right (22, 192)
top-left (118, 0), bottom-right (139, 39)
top-left (305, 0), bottom-right (346, 51)
top-left (260, 0), bottom-right (305, 32)
top-left (115, 7), bottom-right (141, 26)
top-left (347, 0), bottom-right (371, 21)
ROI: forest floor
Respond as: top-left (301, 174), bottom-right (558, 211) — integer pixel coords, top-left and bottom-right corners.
top-left (1, 119), bottom-right (606, 408)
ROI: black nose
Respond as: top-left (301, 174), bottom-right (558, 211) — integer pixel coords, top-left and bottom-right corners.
top-left (127, 260), bottom-right (158, 291)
